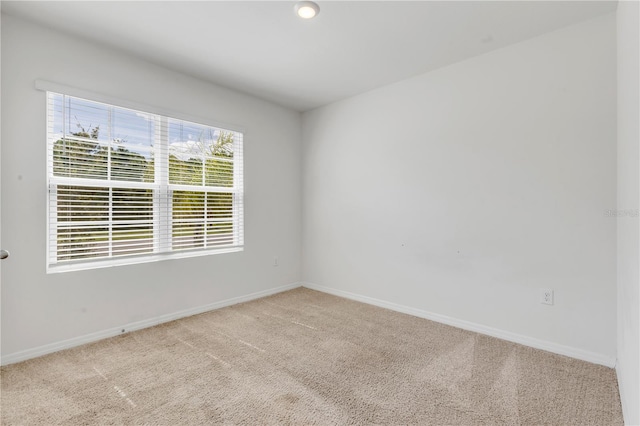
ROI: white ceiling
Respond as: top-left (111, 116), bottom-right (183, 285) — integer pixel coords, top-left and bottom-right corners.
top-left (1, 1), bottom-right (617, 111)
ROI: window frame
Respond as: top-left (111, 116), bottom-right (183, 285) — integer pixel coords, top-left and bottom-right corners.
top-left (40, 81), bottom-right (245, 273)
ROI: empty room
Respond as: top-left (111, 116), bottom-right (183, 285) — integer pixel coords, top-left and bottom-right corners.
top-left (1, 1), bottom-right (638, 424)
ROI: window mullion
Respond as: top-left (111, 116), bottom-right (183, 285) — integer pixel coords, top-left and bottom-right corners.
top-left (108, 186), bottom-right (113, 258)
top-left (107, 106), bottom-right (112, 180)
top-left (204, 191), bottom-right (208, 249)
top-left (157, 116), bottom-right (170, 254)
top-left (108, 107), bottom-right (113, 257)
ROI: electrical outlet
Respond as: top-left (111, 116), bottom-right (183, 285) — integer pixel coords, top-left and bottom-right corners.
top-left (540, 288), bottom-right (554, 305)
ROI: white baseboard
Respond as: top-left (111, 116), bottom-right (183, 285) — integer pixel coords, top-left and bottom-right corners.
top-left (1, 282), bottom-right (302, 366)
top-left (3, 281), bottom-right (616, 369)
top-left (303, 282), bottom-right (616, 368)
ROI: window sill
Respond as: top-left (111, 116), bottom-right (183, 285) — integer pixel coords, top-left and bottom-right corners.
top-left (47, 246), bottom-right (243, 274)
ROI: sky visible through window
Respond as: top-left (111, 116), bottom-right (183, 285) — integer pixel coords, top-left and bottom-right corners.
top-left (52, 95), bottom-right (227, 162)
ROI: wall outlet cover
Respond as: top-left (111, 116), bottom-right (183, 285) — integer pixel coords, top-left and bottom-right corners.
top-left (540, 288), bottom-right (554, 305)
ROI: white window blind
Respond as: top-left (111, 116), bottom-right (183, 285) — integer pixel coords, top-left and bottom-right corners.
top-left (47, 92), bottom-right (244, 271)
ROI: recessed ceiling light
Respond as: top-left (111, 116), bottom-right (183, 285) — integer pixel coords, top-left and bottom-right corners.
top-left (295, 1), bottom-right (320, 19)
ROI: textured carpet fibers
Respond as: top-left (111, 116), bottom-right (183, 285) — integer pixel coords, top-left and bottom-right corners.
top-left (1, 288), bottom-right (623, 425)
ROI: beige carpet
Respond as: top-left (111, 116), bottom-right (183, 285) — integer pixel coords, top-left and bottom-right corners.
top-left (1, 288), bottom-right (623, 425)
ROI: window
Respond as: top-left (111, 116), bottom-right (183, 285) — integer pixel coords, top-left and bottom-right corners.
top-left (47, 92), bottom-right (243, 272)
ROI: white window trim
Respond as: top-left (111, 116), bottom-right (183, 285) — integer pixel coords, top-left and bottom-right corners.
top-left (39, 81), bottom-right (246, 273)
top-left (48, 247), bottom-right (244, 274)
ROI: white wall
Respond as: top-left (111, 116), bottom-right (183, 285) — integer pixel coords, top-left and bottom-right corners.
top-left (0, 14), bottom-right (302, 360)
top-left (616, 2), bottom-right (640, 424)
top-left (302, 14), bottom-right (617, 363)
